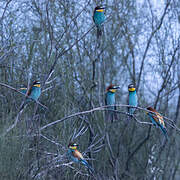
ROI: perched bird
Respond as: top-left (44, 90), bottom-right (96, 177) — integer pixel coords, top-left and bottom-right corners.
top-left (20, 81), bottom-right (41, 109)
top-left (67, 142), bottom-right (94, 172)
top-left (147, 107), bottom-right (168, 139)
top-left (93, 6), bottom-right (105, 38)
top-left (105, 84), bottom-right (119, 122)
top-left (128, 84), bottom-right (138, 115)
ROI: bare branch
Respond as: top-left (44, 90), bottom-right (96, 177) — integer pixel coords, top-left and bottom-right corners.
top-left (40, 104), bottom-right (179, 133)
top-left (0, 0), bottom-right (12, 23)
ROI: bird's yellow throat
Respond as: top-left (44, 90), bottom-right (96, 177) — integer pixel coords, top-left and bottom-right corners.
top-left (34, 84), bottom-right (41, 88)
top-left (109, 89), bottom-right (116, 93)
top-left (96, 9), bottom-right (104, 12)
top-left (69, 146), bottom-right (77, 150)
top-left (128, 88), bottom-right (135, 92)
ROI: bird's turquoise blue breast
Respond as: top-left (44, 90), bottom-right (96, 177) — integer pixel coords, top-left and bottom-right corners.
top-left (129, 91), bottom-right (138, 114)
top-left (29, 87), bottom-right (41, 101)
top-left (93, 12), bottom-right (105, 26)
top-left (129, 91), bottom-right (137, 106)
top-left (106, 92), bottom-right (115, 110)
top-left (67, 149), bottom-right (79, 163)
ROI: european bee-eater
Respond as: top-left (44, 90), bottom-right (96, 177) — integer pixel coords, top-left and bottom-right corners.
top-left (105, 84), bottom-right (119, 122)
top-left (20, 81), bottom-right (41, 109)
top-left (147, 107), bottom-right (168, 139)
top-left (128, 84), bottom-right (138, 115)
top-left (67, 142), bottom-right (94, 172)
top-left (93, 6), bottom-right (105, 38)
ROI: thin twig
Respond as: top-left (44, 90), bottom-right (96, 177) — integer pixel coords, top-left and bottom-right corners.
top-left (0, 0), bottom-right (12, 23)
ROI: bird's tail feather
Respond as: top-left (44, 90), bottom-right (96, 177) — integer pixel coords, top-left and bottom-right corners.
top-left (126, 108), bottom-right (133, 123)
top-left (97, 28), bottom-right (102, 38)
top-left (113, 111), bottom-right (118, 122)
top-left (126, 115), bottom-right (132, 123)
top-left (106, 111), bottom-right (116, 123)
top-left (105, 112), bottom-right (111, 122)
top-left (81, 159), bottom-right (94, 172)
top-left (159, 126), bottom-right (168, 140)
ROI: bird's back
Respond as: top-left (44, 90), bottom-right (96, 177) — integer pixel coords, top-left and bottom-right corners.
top-left (156, 113), bottom-right (165, 127)
top-left (20, 88), bottom-right (27, 94)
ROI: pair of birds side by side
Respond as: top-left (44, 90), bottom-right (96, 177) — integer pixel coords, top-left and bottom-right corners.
top-left (105, 84), bottom-right (138, 122)
top-left (20, 80), bottom-right (41, 110)
top-left (105, 84), bottom-right (168, 139)
top-left (67, 142), bottom-right (94, 172)
top-left (93, 6), bottom-right (106, 38)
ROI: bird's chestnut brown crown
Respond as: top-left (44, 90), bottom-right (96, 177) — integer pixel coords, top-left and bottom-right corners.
top-left (106, 84), bottom-right (120, 92)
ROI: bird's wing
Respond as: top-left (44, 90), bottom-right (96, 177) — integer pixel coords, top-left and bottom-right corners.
top-left (150, 112), bottom-right (165, 128)
top-left (115, 97), bottom-right (117, 110)
top-left (20, 88), bottom-right (27, 94)
top-left (105, 92), bottom-right (107, 105)
top-left (156, 112), bottom-right (166, 128)
top-left (147, 112), bottom-right (158, 127)
top-left (159, 124), bottom-right (168, 139)
top-left (127, 93), bottom-right (130, 112)
top-left (73, 150), bottom-right (84, 160)
top-left (92, 14), bottom-right (95, 23)
top-left (27, 83), bottom-right (34, 96)
top-left (151, 113), bottom-right (159, 124)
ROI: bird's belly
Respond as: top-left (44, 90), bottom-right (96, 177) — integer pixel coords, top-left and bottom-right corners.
top-left (30, 89), bottom-right (41, 100)
top-left (94, 14), bottom-right (105, 25)
top-left (129, 95), bottom-right (137, 106)
top-left (107, 97), bottom-right (115, 110)
top-left (71, 156), bottom-right (79, 163)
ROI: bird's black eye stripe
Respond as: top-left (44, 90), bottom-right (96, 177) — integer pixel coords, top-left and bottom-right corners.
top-left (128, 84), bottom-right (135, 88)
top-left (70, 144), bottom-right (77, 146)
